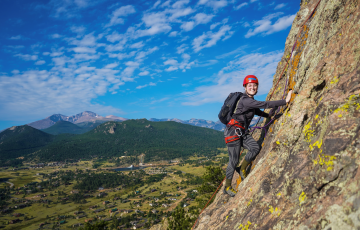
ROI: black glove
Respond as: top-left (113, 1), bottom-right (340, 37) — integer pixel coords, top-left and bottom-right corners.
top-left (269, 107), bottom-right (279, 117)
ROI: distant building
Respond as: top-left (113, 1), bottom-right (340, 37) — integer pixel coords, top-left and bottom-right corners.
top-left (76, 214), bottom-right (86, 219)
top-left (10, 219), bottom-right (20, 224)
top-left (152, 209), bottom-right (158, 214)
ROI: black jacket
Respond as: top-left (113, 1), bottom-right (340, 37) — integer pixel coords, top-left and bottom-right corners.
top-left (232, 94), bottom-right (286, 128)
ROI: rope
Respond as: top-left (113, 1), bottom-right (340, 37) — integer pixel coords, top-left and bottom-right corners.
top-left (191, 1), bottom-right (323, 229)
top-left (248, 0), bottom-right (323, 137)
top-left (191, 150), bottom-right (245, 230)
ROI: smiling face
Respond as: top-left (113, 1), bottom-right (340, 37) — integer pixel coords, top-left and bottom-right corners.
top-left (245, 83), bottom-right (258, 97)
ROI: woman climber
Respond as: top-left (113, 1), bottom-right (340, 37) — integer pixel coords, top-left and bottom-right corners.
top-left (223, 75), bottom-right (292, 197)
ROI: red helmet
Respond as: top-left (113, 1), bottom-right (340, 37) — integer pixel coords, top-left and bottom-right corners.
top-left (243, 75), bottom-right (259, 87)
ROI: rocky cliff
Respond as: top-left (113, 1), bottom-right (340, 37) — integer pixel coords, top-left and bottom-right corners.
top-left (194, 0), bottom-right (360, 229)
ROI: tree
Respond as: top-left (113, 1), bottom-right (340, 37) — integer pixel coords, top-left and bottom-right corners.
top-left (79, 221), bottom-right (108, 230)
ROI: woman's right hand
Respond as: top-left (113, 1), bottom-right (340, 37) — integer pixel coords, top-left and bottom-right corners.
top-left (286, 90), bottom-right (293, 103)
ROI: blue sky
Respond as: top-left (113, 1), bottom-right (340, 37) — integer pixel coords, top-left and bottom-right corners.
top-left (0, 0), bottom-right (299, 130)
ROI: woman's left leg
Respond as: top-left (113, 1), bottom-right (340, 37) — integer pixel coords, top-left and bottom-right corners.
top-left (239, 134), bottom-right (260, 179)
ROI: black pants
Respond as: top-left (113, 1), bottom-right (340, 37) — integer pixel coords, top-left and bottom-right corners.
top-left (225, 131), bottom-right (260, 180)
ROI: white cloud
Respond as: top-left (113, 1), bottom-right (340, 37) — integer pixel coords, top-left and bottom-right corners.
top-left (250, 0), bottom-right (258, 2)
top-left (181, 21), bottom-right (195, 31)
top-left (50, 33), bottom-right (62, 39)
top-left (196, 59), bottom-right (218, 67)
top-left (136, 84), bottom-right (148, 89)
top-left (198, 0), bottom-right (228, 10)
top-left (274, 3), bottom-right (286, 10)
top-left (108, 51), bottom-right (136, 60)
top-left (35, 60), bottom-right (46, 65)
top-left (71, 33), bottom-right (98, 47)
top-left (192, 25), bottom-right (233, 52)
top-left (45, 0), bottom-right (103, 19)
top-left (70, 25), bottom-right (86, 34)
top-left (153, 0), bottom-right (161, 8)
top-left (9, 35), bottom-right (23, 40)
top-left (172, 0), bottom-right (190, 8)
top-left (180, 13), bottom-right (214, 32)
top-left (139, 70), bottom-right (150, 76)
top-left (136, 82), bottom-right (156, 89)
top-left (177, 44), bottom-right (188, 54)
top-left (245, 13), bottom-right (295, 38)
top-left (163, 53), bottom-right (195, 72)
top-left (104, 63), bottom-right (119, 69)
top-left (210, 22), bottom-right (220, 30)
top-left (182, 51), bottom-right (283, 105)
top-left (130, 41), bottom-right (144, 49)
top-left (234, 2), bottom-right (248, 10)
top-left (106, 32), bottom-right (125, 43)
top-left (194, 13), bottom-right (214, 24)
top-left (14, 54), bottom-right (38, 61)
top-left (73, 47), bottom-right (97, 53)
top-left (50, 51), bottom-right (64, 57)
top-left (169, 31), bottom-right (178, 37)
top-left (107, 5), bottom-right (136, 27)
top-left (216, 46), bottom-right (246, 59)
top-left (135, 47), bottom-right (159, 61)
top-left (0, 67), bottom-right (124, 120)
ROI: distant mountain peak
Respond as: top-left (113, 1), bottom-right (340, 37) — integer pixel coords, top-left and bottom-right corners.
top-left (27, 111), bottom-right (127, 130)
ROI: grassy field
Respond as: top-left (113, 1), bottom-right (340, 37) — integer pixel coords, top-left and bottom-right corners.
top-left (0, 152), bottom-right (228, 229)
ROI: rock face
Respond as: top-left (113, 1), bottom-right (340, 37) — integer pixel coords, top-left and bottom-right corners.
top-left (195, 0), bottom-right (360, 229)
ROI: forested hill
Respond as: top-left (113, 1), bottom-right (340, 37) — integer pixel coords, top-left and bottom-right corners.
top-left (0, 125), bottom-right (54, 166)
top-left (41, 120), bottom-right (85, 135)
top-left (35, 119), bottom-right (224, 162)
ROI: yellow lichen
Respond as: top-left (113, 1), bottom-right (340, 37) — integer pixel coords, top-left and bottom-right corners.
top-left (330, 76), bottom-right (339, 84)
top-left (269, 205), bottom-right (274, 213)
top-left (277, 192), bottom-right (281, 197)
top-left (315, 115), bottom-right (319, 120)
top-left (239, 221), bottom-right (252, 230)
top-left (299, 191), bottom-right (307, 206)
top-left (303, 122), bottom-right (314, 142)
top-left (276, 141), bottom-right (280, 145)
top-left (247, 199), bottom-right (253, 207)
top-left (313, 139), bottom-right (322, 149)
top-left (269, 205), bottom-right (281, 216)
top-left (333, 94), bottom-right (360, 117)
top-left (314, 154), bottom-right (337, 171)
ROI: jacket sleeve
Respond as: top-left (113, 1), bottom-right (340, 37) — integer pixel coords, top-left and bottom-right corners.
top-left (255, 108), bottom-right (269, 117)
top-left (243, 97), bottom-right (286, 110)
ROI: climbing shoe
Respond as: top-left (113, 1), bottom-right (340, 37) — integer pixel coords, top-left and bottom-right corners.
top-left (224, 186), bottom-right (237, 197)
top-left (240, 169), bottom-right (248, 181)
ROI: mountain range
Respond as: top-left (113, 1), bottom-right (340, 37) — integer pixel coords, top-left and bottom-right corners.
top-left (0, 119), bottom-right (224, 166)
top-left (0, 111), bottom-right (265, 135)
top-left (27, 111), bottom-right (127, 129)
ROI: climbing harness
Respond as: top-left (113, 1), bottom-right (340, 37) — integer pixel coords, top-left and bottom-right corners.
top-left (224, 119), bottom-right (246, 144)
top-left (191, 1), bottom-right (323, 229)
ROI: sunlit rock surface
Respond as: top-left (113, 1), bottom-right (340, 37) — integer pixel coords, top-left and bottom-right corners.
top-left (194, 0), bottom-right (360, 229)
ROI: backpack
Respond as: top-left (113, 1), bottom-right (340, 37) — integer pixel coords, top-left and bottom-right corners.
top-left (218, 92), bottom-right (243, 125)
